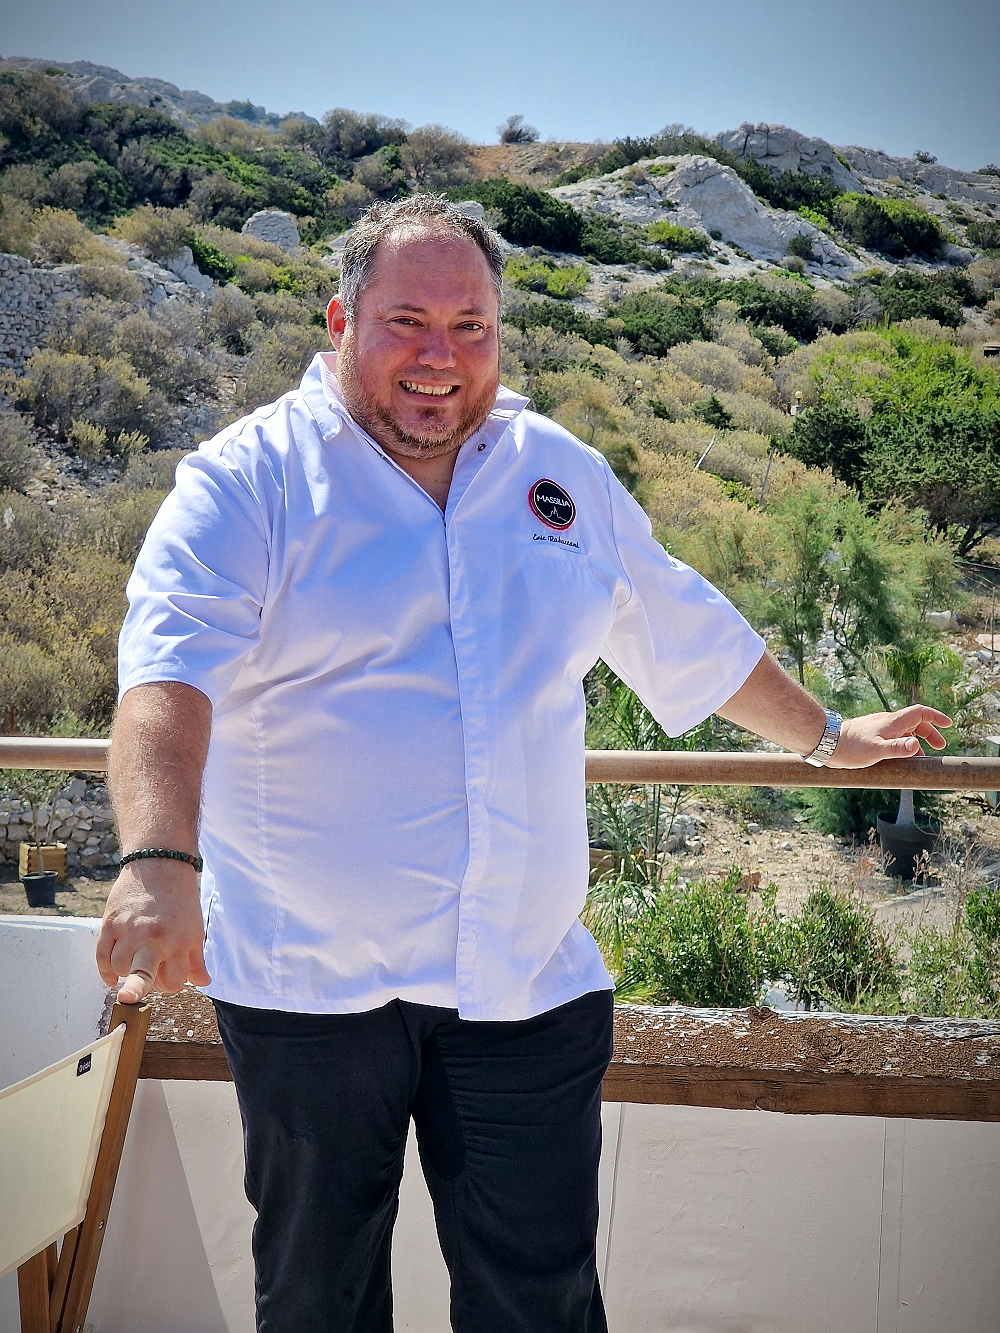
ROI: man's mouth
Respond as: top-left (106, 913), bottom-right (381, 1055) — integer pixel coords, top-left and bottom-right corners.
top-left (400, 381), bottom-right (458, 397)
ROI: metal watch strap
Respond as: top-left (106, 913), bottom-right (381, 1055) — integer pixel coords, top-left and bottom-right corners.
top-left (802, 710), bottom-right (842, 767)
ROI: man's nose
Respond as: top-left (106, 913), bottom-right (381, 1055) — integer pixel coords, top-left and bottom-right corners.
top-left (416, 325), bottom-right (456, 368)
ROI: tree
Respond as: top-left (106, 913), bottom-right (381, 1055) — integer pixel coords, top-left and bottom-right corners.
top-left (760, 481), bottom-right (838, 684)
top-left (785, 402), bottom-right (868, 488)
top-left (498, 114), bottom-right (539, 145)
top-left (400, 125), bottom-right (472, 190)
top-left (862, 402), bottom-right (1000, 555)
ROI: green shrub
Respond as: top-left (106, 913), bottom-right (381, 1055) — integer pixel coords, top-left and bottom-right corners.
top-left (967, 218), bottom-right (1000, 250)
top-left (645, 220), bottom-right (710, 253)
top-left (30, 207), bottom-right (109, 264)
top-left (77, 260), bottom-right (143, 302)
top-left (207, 284), bottom-right (257, 352)
top-left (235, 324), bottom-right (324, 410)
top-left (782, 885), bottom-right (899, 1010)
top-left (585, 867), bottom-right (787, 1006)
top-left (832, 193), bottom-right (945, 258)
top-left (505, 295), bottom-right (620, 349)
top-left (109, 204), bottom-right (192, 261)
top-left (727, 275), bottom-right (818, 342)
top-left (862, 269), bottom-right (972, 327)
top-left (692, 394), bottom-right (733, 429)
top-left (189, 232), bottom-right (237, 281)
top-left (452, 179), bottom-right (584, 250)
top-left (787, 232), bottom-right (815, 261)
top-left (68, 418), bottom-right (109, 462)
top-left (9, 348), bottom-right (96, 438)
top-left (0, 410), bottom-right (37, 491)
top-left (798, 206), bottom-right (833, 235)
top-left (906, 891), bottom-right (1000, 1018)
top-left (504, 255), bottom-right (589, 299)
top-left (612, 290), bottom-right (708, 355)
top-left (578, 213), bottom-right (672, 269)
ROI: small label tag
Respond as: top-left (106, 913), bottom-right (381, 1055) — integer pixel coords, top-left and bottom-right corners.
top-left (529, 478), bottom-right (576, 530)
top-left (76, 1054), bottom-right (92, 1077)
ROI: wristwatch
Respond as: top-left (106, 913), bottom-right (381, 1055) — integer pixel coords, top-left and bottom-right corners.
top-left (802, 709), bottom-right (842, 767)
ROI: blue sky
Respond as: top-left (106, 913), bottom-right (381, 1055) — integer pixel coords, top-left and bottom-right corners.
top-left (2, 0), bottom-right (997, 171)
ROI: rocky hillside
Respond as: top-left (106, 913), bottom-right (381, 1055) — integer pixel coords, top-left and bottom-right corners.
top-left (0, 60), bottom-right (998, 756)
top-left (0, 54), bottom-right (317, 128)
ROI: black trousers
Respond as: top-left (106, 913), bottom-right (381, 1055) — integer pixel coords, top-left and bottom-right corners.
top-left (214, 990), bottom-right (614, 1333)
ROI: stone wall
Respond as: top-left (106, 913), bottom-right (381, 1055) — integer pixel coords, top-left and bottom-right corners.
top-left (0, 778), bottom-right (118, 874)
top-left (0, 243), bottom-right (212, 380)
top-left (0, 253), bottom-right (83, 378)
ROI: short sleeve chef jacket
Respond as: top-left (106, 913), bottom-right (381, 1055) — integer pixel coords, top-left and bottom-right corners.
top-left (119, 352), bottom-right (765, 1021)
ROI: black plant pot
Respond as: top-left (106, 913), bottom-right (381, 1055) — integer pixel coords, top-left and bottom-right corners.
top-left (22, 869), bottom-right (58, 908)
top-left (876, 812), bottom-right (938, 882)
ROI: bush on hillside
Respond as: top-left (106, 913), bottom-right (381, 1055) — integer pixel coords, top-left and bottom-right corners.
top-left (0, 410), bottom-right (37, 491)
top-left (787, 232), bottom-right (815, 261)
top-left (645, 220), bottom-right (711, 254)
top-left (832, 193), bottom-right (944, 258)
top-left (498, 115), bottom-right (539, 145)
top-left (8, 347), bottom-right (169, 448)
top-left (504, 293), bottom-right (620, 348)
top-left (235, 324), bottom-right (324, 410)
top-left (612, 290), bottom-right (708, 355)
top-left (110, 203), bottom-right (192, 261)
top-left (967, 218), bottom-right (1000, 251)
top-left (317, 108), bottom-right (409, 166)
top-left (455, 179), bottom-right (584, 250)
top-left (30, 207), bottom-right (112, 264)
top-left (504, 255), bottom-right (589, 299)
top-left (400, 125), bottom-right (472, 190)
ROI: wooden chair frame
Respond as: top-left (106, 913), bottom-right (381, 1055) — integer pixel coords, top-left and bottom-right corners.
top-left (15, 999), bottom-right (150, 1333)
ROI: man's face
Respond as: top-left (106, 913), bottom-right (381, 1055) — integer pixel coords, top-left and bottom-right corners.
top-left (328, 232), bottom-right (501, 461)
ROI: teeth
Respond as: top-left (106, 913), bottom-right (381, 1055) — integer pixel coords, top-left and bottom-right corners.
top-left (401, 381), bottom-right (455, 396)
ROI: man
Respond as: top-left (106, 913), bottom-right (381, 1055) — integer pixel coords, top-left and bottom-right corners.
top-left (97, 196), bottom-right (949, 1332)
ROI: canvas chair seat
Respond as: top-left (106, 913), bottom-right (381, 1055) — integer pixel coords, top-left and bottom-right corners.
top-left (0, 1000), bottom-right (149, 1333)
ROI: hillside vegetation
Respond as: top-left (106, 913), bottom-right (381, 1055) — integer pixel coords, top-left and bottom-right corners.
top-left (1, 63), bottom-right (999, 750)
top-left (4, 63), bottom-right (1000, 1014)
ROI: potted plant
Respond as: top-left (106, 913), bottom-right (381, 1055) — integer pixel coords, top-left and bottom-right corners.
top-left (1, 767), bottom-right (66, 907)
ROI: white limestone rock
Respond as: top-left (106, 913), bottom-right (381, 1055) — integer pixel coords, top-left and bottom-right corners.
top-left (717, 123), bottom-right (862, 193)
top-left (837, 146), bottom-right (1000, 209)
top-left (241, 209), bottom-right (301, 253)
top-left (550, 155), bottom-right (862, 269)
top-left (164, 246), bottom-right (215, 294)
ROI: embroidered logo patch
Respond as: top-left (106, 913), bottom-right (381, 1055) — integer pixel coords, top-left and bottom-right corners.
top-left (528, 478), bottom-right (576, 531)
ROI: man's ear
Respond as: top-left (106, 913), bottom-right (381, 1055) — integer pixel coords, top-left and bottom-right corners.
top-left (327, 296), bottom-right (346, 348)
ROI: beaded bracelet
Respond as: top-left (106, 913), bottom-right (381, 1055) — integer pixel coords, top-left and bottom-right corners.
top-left (119, 847), bottom-right (204, 873)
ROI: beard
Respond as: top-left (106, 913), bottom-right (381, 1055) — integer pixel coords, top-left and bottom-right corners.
top-left (336, 336), bottom-right (499, 459)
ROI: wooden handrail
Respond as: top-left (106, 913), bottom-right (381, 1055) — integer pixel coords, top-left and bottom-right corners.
top-left (3, 736), bottom-right (1000, 789)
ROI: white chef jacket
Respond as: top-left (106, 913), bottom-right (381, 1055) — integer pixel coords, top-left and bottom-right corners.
top-left (119, 352), bottom-right (765, 1020)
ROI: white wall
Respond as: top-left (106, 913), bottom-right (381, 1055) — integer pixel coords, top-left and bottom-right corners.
top-left (2, 917), bottom-right (998, 1333)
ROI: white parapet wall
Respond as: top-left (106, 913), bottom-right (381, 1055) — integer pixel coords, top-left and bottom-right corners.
top-left (2, 915), bottom-right (998, 1333)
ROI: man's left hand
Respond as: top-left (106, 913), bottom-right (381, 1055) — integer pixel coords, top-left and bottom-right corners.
top-left (827, 706), bottom-right (952, 769)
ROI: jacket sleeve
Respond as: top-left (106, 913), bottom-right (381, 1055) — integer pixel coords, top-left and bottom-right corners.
top-left (118, 442), bottom-right (272, 708)
top-left (600, 466), bottom-right (765, 736)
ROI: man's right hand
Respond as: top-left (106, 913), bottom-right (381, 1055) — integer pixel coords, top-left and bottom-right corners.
top-left (98, 680), bottom-right (214, 1004)
top-left (97, 858), bottom-right (211, 1004)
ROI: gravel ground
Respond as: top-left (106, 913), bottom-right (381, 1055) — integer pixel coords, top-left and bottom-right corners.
top-left (4, 790), bottom-right (997, 934)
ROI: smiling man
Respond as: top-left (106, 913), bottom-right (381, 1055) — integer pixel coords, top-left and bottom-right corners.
top-left (98, 196), bottom-right (949, 1333)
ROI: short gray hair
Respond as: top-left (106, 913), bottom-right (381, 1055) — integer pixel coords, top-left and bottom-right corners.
top-left (338, 195), bottom-right (505, 322)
